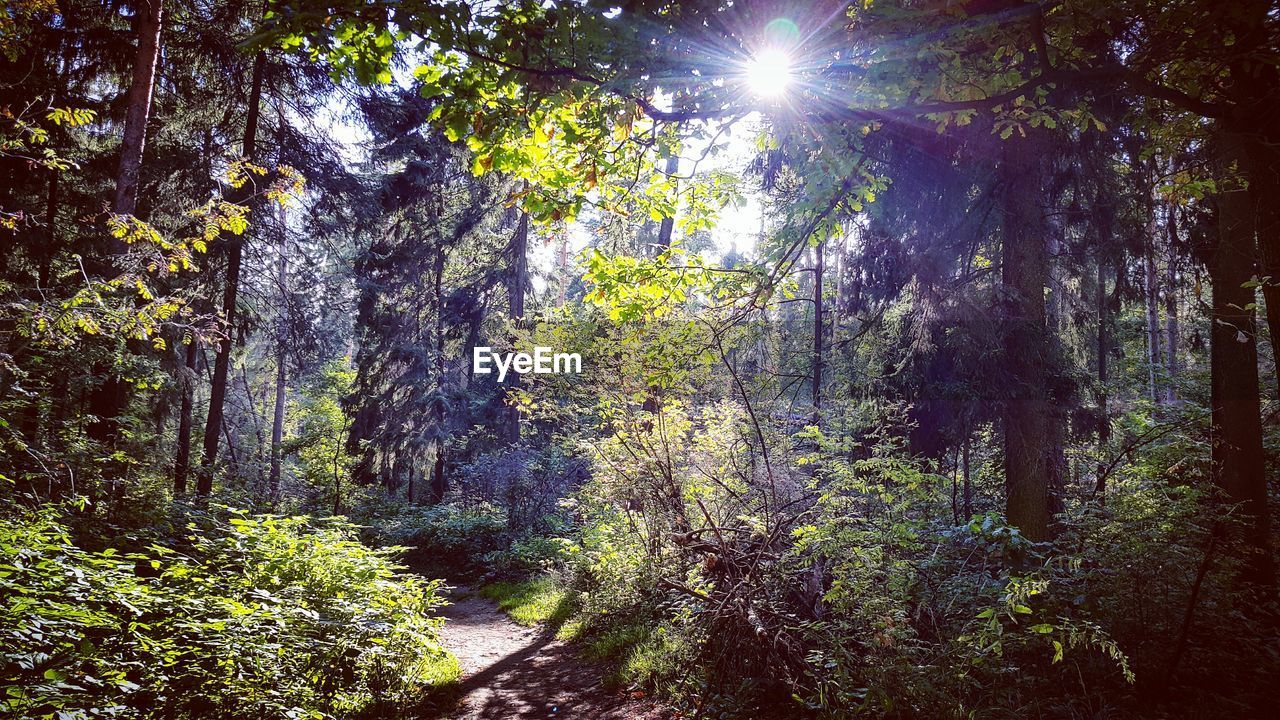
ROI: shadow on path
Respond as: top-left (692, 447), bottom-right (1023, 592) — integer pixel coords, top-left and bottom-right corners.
top-left (424, 586), bottom-right (668, 720)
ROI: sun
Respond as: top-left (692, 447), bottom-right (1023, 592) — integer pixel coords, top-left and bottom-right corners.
top-left (745, 48), bottom-right (794, 99)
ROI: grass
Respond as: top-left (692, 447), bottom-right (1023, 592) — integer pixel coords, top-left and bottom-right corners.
top-left (480, 576), bottom-right (577, 629)
top-left (420, 648), bottom-right (462, 686)
top-left (478, 577), bottom-right (693, 693)
top-left (578, 616), bottom-right (697, 692)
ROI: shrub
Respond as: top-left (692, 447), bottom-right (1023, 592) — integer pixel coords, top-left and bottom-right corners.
top-left (367, 502), bottom-right (508, 573)
top-left (1, 506), bottom-right (456, 719)
top-left (456, 445), bottom-right (585, 533)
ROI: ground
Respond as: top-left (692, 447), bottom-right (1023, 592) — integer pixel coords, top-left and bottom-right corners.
top-left (429, 585), bottom-right (671, 720)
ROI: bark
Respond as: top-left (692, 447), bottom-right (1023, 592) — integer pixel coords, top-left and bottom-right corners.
top-left (503, 212), bottom-right (529, 444)
top-left (39, 172), bottom-right (57, 288)
top-left (271, 319), bottom-right (289, 504)
top-left (1144, 209), bottom-right (1163, 403)
top-left (270, 215), bottom-right (290, 502)
top-left (1095, 256), bottom-right (1111, 498)
top-left (641, 152), bottom-right (681, 428)
top-left (1211, 133), bottom-right (1273, 585)
top-left (113, 0), bottom-right (164, 216)
top-left (962, 430), bottom-right (972, 520)
top-left (197, 51), bottom-right (266, 496)
top-left (656, 152), bottom-right (679, 250)
top-left (429, 237), bottom-right (448, 504)
top-left (1164, 207), bottom-right (1180, 404)
top-left (1226, 0), bottom-right (1280, 403)
top-left (508, 213), bottom-right (529, 320)
top-left (812, 239), bottom-right (824, 417)
top-left (998, 135), bottom-right (1054, 542)
top-left (1251, 166), bottom-right (1280, 401)
top-left (173, 341), bottom-right (197, 494)
top-left (87, 0), bottom-right (164, 488)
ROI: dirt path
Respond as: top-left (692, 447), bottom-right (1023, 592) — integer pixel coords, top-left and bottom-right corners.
top-left (430, 586), bottom-right (670, 720)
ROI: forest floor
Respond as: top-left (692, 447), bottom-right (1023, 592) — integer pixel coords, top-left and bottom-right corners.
top-left (428, 585), bottom-right (671, 720)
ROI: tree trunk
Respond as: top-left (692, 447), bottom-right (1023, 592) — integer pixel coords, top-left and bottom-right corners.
top-left (656, 152), bottom-right (679, 250)
top-left (1225, 0), bottom-right (1280, 403)
top-left (503, 212), bottom-right (528, 444)
top-left (998, 135), bottom-right (1054, 542)
top-left (269, 257), bottom-right (287, 505)
top-left (640, 151), bottom-right (680, 428)
top-left (87, 0), bottom-right (164, 491)
top-left (173, 340), bottom-right (197, 494)
top-left (1144, 212), bottom-right (1163, 404)
top-left (39, 172), bottom-right (57, 288)
top-left (1240, 146), bottom-right (1280, 399)
top-left (197, 51), bottom-right (266, 496)
top-left (429, 237), bottom-right (448, 504)
top-left (812, 239), bottom-right (824, 417)
top-left (1164, 207), bottom-right (1180, 404)
top-left (508, 213), bottom-right (528, 320)
top-left (1251, 168), bottom-right (1280, 401)
top-left (113, 0), bottom-right (164, 217)
top-left (1210, 133), bottom-right (1273, 585)
top-left (1095, 256), bottom-right (1111, 498)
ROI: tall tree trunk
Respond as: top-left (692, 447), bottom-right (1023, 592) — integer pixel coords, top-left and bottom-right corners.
top-left (1227, 0), bottom-right (1280, 403)
top-left (503, 212), bottom-right (528, 444)
top-left (1095, 256), bottom-right (1111, 498)
top-left (197, 51), bottom-right (266, 496)
top-left (20, 173), bottom-right (61, 448)
top-left (656, 152), bottom-right (679, 250)
top-left (1164, 207), bottom-right (1180, 404)
top-left (39, 172), bottom-right (57, 288)
top-left (1211, 133), bottom-right (1273, 585)
top-left (812, 239), bottom-right (824, 417)
top-left (429, 239), bottom-right (448, 504)
top-left (998, 135), bottom-right (1054, 542)
top-left (1251, 166), bottom-right (1280, 400)
top-left (113, 0), bottom-right (164, 217)
top-left (173, 340), bottom-right (196, 494)
top-left (269, 252), bottom-right (287, 504)
top-left (1144, 211), bottom-right (1163, 404)
top-left (962, 429), bottom-right (972, 520)
top-left (641, 151), bottom-right (680, 426)
top-left (87, 0), bottom-right (164, 490)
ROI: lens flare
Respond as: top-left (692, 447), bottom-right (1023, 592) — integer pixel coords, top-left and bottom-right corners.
top-left (745, 48), bottom-right (794, 99)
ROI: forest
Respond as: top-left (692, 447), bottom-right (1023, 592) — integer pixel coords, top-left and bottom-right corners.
top-left (1, 0), bottom-right (1278, 718)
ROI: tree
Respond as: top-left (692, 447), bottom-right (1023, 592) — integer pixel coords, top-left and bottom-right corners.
top-left (113, 0), bottom-right (164, 217)
top-left (197, 51), bottom-right (267, 496)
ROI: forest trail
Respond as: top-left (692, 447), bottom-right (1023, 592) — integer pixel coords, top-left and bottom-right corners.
top-left (431, 586), bottom-right (670, 720)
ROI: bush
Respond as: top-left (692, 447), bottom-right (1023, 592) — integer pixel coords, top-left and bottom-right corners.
top-left (367, 502), bottom-right (508, 574)
top-left (1, 506), bottom-right (456, 719)
top-left (457, 446), bottom-right (585, 533)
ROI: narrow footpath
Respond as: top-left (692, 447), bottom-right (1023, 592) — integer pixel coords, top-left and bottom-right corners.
top-left (430, 586), bottom-right (671, 720)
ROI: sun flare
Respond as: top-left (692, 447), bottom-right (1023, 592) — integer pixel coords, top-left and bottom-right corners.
top-left (745, 48), bottom-right (794, 99)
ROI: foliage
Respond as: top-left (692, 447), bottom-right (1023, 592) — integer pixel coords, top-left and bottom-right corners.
top-left (3, 1), bottom-right (1279, 719)
top-left (0, 505), bottom-right (455, 719)
top-left (283, 359), bottom-right (356, 513)
top-left (480, 576), bottom-right (574, 629)
top-left (368, 502), bottom-right (508, 574)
